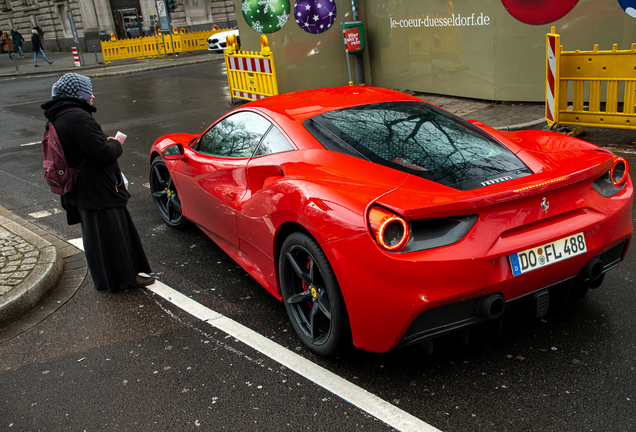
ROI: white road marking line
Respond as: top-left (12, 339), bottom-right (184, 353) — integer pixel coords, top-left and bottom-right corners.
top-left (29, 210), bottom-right (52, 218)
top-left (68, 237), bottom-right (440, 432)
top-left (148, 281), bottom-right (439, 432)
top-left (21, 141), bottom-right (41, 146)
top-left (68, 238), bottom-right (84, 250)
top-left (29, 209), bottom-right (62, 219)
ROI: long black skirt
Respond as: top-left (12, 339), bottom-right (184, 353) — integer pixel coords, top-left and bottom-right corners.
top-left (78, 206), bottom-right (151, 292)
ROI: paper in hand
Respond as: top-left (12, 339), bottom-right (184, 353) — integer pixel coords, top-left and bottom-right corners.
top-left (115, 131), bottom-right (127, 144)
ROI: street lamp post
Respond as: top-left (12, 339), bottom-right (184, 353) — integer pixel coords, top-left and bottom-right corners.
top-left (67, 8), bottom-right (85, 66)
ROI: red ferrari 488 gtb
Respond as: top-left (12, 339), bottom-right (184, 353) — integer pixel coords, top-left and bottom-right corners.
top-left (149, 87), bottom-right (632, 355)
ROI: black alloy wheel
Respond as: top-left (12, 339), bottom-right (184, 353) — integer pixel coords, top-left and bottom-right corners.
top-left (150, 156), bottom-right (189, 229)
top-left (278, 232), bottom-right (350, 355)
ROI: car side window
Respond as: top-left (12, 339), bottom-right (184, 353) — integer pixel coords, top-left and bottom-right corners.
top-left (197, 112), bottom-right (272, 158)
top-left (253, 126), bottom-right (294, 157)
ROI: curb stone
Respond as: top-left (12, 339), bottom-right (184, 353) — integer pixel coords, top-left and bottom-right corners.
top-left (85, 56), bottom-right (222, 78)
top-left (0, 207), bottom-right (87, 341)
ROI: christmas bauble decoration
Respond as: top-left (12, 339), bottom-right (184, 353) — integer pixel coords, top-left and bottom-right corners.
top-left (500, 0), bottom-right (579, 25)
top-left (242, 0), bottom-right (291, 33)
top-left (617, 0), bottom-right (636, 18)
top-left (294, 0), bottom-right (337, 34)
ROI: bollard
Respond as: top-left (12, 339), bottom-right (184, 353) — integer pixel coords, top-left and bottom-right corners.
top-left (72, 47), bottom-right (81, 67)
top-left (12, 53), bottom-right (19, 72)
top-left (93, 45), bottom-right (99, 64)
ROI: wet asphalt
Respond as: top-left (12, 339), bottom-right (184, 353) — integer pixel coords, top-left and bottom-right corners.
top-left (0, 62), bottom-right (635, 431)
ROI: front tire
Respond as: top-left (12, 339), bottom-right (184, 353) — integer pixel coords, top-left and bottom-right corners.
top-left (150, 156), bottom-right (189, 229)
top-left (278, 232), bottom-right (350, 356)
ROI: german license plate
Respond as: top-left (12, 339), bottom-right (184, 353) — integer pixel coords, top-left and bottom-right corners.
top-left (509, 232), bottom-right (587, 276)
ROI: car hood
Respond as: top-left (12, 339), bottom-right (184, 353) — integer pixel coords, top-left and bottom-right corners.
top-left (208, 30), bottom-right (238, 40)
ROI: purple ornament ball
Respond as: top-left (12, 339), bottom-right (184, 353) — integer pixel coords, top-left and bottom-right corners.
top-left (294, 0), bottom-right (337, 34)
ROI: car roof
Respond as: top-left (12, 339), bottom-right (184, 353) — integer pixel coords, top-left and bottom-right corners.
top-left (245, 86), bottom-right (422, 123)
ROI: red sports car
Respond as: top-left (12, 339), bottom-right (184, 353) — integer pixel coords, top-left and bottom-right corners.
top-left (149, 86), bottom-right (632, 355)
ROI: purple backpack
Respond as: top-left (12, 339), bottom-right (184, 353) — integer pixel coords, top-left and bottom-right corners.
top-left (42, 121), bottom-right (80, 195)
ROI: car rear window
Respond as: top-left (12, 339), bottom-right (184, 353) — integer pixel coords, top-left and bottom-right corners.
top-left (304, 101), bottom-right (531, 190)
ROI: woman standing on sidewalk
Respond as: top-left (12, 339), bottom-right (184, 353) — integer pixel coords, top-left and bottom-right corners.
top-left (41, 73), bottom-right (154, 292)
top-left (31, 28), bottom-right (53, 67)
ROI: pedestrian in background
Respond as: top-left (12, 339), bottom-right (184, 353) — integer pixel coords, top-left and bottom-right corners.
top-left (0, 30), bottom-right (13, 58)
top-left (34, 26), bottom-right (44, 49)
top-left (31, 28), bottom-right (53, 67)
top-left (11, 28), bottom-right (25, 58)
top-left (41, 73), bottom-right (154, 292)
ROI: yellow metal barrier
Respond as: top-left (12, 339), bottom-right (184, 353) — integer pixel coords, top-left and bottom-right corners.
top-left (546, 26), bottom-right (636, 130)
top-left (224, 34), bottom-right (279, 103)
top-left (101, 28), bottom-right (231, 62)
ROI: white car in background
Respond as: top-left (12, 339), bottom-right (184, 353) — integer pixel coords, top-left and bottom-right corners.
top-left (207, 27), bottom-right (239, 52)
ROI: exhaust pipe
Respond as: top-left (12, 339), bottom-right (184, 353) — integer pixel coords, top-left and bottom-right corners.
top-left (582, 258), bottom-right (604, 281)
top-left (478, 294), bottom-right (505, 319)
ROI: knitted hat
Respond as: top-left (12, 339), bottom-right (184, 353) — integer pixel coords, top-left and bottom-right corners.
top-left (51, 73), bottom-right (93, 102)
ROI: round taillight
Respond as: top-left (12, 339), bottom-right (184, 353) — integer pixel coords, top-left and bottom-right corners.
top-left (368, 206), bottom-right (410, 252)
top-left (610, 157), bottom-right (629, 186)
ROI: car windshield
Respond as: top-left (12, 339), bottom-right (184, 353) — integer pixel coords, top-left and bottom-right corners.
top-left (305, 101), bottom-right (531, 190)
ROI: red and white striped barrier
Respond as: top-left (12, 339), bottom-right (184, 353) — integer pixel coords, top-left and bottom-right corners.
top-left (225, 53), bottom-right (277, 102)
top-left (232, 91), bottom-right (267, 100)
top-left (545, 28), bottom-right (559, 125)
top-left (227, 56), bottom-right (272, 75)
top-left (223, 34), bottom-right (278, 103)
top-left (72, 47), bottom-right (81, 67)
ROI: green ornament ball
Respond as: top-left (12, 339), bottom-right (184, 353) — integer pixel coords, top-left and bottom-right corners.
top-left (241, 0), bottom-right (291, 34)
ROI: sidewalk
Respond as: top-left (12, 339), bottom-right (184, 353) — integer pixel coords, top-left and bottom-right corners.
top-left (415, 93), bottom-right (546, 131)
top-left (0, 51), bottom-right (550, 339)
top-left (0, 49), bottom-right (225, 79)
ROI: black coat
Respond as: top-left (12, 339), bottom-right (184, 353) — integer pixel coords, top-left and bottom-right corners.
top-left (41, 97), bottom-right (130, 210)
top-left (31, 32), bottom-right (42, 51)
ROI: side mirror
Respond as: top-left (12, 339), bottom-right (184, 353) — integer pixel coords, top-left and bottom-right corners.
top-left (163, 143), bottom-right (184, 160)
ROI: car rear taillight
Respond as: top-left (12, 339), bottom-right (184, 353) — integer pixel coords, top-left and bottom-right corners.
top-left (593, 156), bottom-right (630, 197)
top-left (610, 157), bottom-right (629, 186)
top-left (368, 206), bottom-right (410, 252)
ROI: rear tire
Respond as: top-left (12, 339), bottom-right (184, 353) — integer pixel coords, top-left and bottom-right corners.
top-left (278, 232), bottom-right (351, 356)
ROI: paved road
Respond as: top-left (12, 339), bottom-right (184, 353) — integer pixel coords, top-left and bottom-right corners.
top-left (0, 63), bottom-right (635, 431)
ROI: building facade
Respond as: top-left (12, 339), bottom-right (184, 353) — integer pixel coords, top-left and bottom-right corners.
top-left (235, 0), bottom-right (636, 102)
top-left (0, 0), bottom-right (236, 51)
